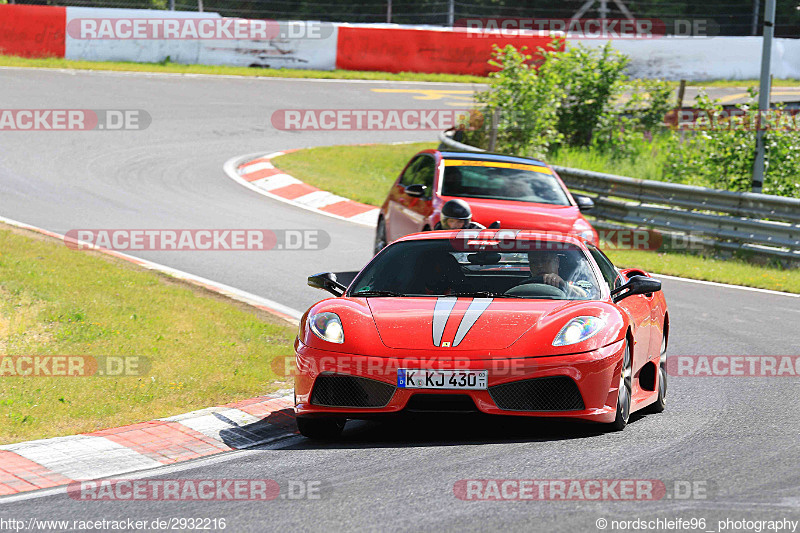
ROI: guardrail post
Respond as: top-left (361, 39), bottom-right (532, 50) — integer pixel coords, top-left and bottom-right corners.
top-left (752, 0), bottom-right (776, 193)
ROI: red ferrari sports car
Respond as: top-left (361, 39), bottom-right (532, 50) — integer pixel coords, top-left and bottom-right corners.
top-left (373, 150), bottom-right (599, 254)
top-left (295, 230), bottom-right (668, 439)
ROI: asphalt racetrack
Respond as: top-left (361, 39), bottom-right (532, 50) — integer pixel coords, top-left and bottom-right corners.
top-left (1, 68), bottom-right (799, 532)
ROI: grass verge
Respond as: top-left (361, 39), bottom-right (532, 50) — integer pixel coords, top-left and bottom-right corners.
top-left (272, 143), bottom-right (800, 293)
top-left (0, 55), bottom-right (486, 84)
top-left (274, 142), bottom-right (437, 206)
top-left (0, 224), bottom-right (296, 444)
top-left (4, 55), bottom-right (800, 88)
top-left (604, 249), bottom-right (800, 293)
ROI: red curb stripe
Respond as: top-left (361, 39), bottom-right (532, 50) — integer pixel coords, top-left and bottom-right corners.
top-left (0, 450), bottom-right (72, 495)
top-left (89, 421), bottom-right (230, 465)
top-left (270, 183), bottom-right (320, 200)
top-left (320, 200), bottom-right (376, 218)
top-left (242, 167), bottom-right (282, 182)
top-left (238, 157), bottom-right (271, 172)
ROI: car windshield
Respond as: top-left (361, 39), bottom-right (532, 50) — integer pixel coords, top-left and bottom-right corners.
top-left (349, 239), bottom-right (601, 300)
top-left (441, 160), bottom-right (571, 206)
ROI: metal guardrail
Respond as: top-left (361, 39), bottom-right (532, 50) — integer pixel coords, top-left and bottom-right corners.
top-left (438, 131), bottom-right (800, 262)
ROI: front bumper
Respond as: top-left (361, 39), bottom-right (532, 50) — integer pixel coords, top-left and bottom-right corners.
top-left (294, 339), bottom-right (625, 424)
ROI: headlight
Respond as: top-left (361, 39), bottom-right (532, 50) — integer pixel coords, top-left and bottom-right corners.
top-left (553, 316), bottom-right (605, 346)
top-left (308, 312), bottom-right (344, 344)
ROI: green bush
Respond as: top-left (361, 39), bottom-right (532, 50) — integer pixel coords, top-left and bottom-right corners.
top-left (464, 41), bottom-right (799, 198)
top-left (464, 41), bottom-right (671, 159)
top-left (466, 44), bottom-right (563, 159)
top-left (664, 90), bottom-right (800, 197)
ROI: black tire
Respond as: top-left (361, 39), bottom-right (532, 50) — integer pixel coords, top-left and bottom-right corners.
top-left (373, 217), bottom-right (387, 255)
top-left (646, 333), bottom-right (667, 414)
top-left (296, 417), bottom-right (345, 440)
top-left (608, 340), bottom-right (632, 432)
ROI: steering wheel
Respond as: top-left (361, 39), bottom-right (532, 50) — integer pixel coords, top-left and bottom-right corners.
top-left (504, 282), bottom-right (566, 298)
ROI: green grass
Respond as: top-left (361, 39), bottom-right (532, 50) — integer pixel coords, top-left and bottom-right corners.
top-left (274, 142), bottom-right (437, 206)
top-left (549, 139), bottom-right (670, 182)
top-left (604, 249), bottom-right (800, 293)
top-left (0, 225), bottom-right (297, 444)
top-left (273, 142), bottom-right (800, 293)
top-left (0, 55), bottom-right (487, 84)
top-left (5, 54), bottom-right (800, 87)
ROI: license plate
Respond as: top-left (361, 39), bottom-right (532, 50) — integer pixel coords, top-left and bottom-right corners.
top-left (397, 369), bottom-right (487, 390)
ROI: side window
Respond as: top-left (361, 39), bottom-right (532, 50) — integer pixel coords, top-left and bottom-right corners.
top-left (399, 157), bottom-right (423, 187)
top-left (587, 245), bottom-right (621, 290)
top-left (409, 156), bottom-right (435, 196)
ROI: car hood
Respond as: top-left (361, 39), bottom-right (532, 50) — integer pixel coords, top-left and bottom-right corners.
top-left (443, 196), bottom-right (579, 233)
top-left (367, 297), bottom-right (567, 351)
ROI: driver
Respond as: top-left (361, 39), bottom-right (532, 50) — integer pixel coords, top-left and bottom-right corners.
top-left (433, 199), bottom-right (500, 231)
top-left (434, 199), bottom-right (485, 230)
top-left (526, 250), bottom-right (589, 298)
top-left (527, 250), bottom-right (565, 288)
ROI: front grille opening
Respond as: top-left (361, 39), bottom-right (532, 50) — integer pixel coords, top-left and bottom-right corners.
top-left (489, 376), bottom-right (585, 412)
top-left (310, 374), bottom-right (396, 408)
top-left (405, 394), bottom-right (478, 413)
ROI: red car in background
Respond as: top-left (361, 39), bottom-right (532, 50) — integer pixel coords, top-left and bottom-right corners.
top-left (374, 149), bottom-right (598, 254)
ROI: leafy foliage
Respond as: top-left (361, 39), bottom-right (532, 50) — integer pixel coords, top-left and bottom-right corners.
top-left (664, 91), bottom-right (800, 197)
top-left (467, 41), bottom-right (799, 198)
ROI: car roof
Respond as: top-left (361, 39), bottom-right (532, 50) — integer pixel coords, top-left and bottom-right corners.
top-left (437, 150), bottom-right (549, 168)
top-left (394, 229), bottom-right (585, 247)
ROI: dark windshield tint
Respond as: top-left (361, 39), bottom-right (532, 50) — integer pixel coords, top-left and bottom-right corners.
top-left (441, 160), bottom-right (570, 206)
top-left (349, 239), bottom-right (601, 300)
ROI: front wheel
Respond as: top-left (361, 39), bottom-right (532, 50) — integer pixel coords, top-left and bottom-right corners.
top-left (373, 218), bottom-right (387, 255)
top-left (607, 341), bottom-right (632, 431)
top-left (296, 417), bottom-right (346, 440)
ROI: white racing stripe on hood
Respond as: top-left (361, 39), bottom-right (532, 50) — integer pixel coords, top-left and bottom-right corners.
top-left (452, 298), bottom-right (493, 347)
top-left (432, 297), bottom-right (458, 347)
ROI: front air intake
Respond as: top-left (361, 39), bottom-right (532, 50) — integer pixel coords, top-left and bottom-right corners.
top-left (310, 374), bottom-right (396, 408)
top-left (489, 376), bottom-right (585, 412)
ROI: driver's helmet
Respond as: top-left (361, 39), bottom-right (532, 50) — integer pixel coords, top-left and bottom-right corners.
top-left (439, 199), bottom-right (473, 230)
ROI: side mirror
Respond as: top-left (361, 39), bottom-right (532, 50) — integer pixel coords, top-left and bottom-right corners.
top-left (405, 184), bottom-right (427, 198)
top-left (611, 275), bottom-right (661, 303)
top-left (574, 195), bottom-right (595, 212)
top-left (308, 272), bottom-right (346, 297)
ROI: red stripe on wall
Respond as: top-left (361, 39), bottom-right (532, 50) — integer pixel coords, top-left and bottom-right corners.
top-left (0, 5), bottom-right (66, 58)
top-left (336, 26), bottom-right (555, 75)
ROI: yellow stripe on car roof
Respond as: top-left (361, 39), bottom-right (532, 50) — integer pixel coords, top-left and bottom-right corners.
top-left (445, 159), bottom-right (553, 175)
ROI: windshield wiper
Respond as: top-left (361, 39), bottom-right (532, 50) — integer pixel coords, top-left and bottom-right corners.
top-left (351, 290), bottom-right (405, 297)
top-left (449, 291), bottom-right (526, 299)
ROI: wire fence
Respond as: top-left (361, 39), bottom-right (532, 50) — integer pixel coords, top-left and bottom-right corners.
top-left (8, 0), bottom-right (800, 37)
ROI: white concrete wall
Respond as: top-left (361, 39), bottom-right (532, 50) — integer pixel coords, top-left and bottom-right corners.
top-left (578, 37), bottom-right (800, 80)
top-left (65, 7), bottom-right (338, 70)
